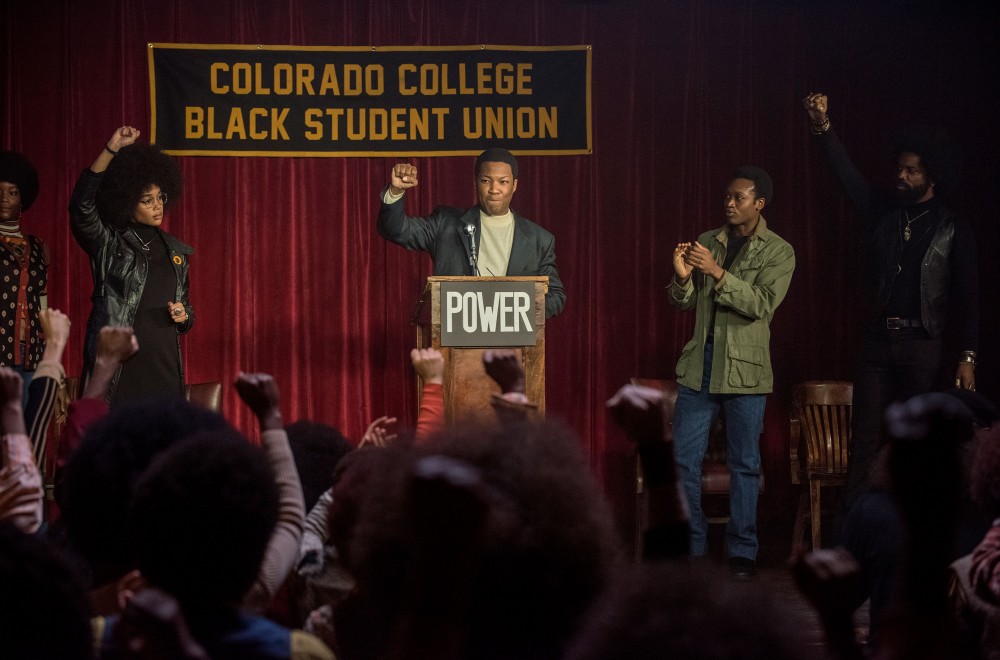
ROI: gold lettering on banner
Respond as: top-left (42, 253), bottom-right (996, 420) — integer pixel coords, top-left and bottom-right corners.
top-left (395, 62), bottom-right (532, 96)
top-left (186, 107), bottom-right (205, 138)
top-left (207, 108), bottom-right (223, 138)
top-left (516, 63), bottom-right (532, 94)
top-left (273, 64), bottom-right (294, 95)
top-left (209, 62), bottom-right (386, 96)
top-left (295, 64), bottom-right (316, 94)
top-left (185, 107), bottom-right (291, 140)
top-left (208, 61), bottom-right (533, 98)
top-left (227, 108), bottom-right (247, 139)
top-left (302, 107), bottom-right (449, 141)
top-left (254, 63), bottom-right (271, 94)
top-left (210, 63), bottom-right (230, 93)
top-left (477, 62), bottom-right (492, 94)
top-left (462, 107), bottom-right (558, 139)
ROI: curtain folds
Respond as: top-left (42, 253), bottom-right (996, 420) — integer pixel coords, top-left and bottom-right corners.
top-left (3, 0), bottom-right (997, 525)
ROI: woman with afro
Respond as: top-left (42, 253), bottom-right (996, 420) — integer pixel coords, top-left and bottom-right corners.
top-left (69, 126), bottom-right (194, 406)
top-left (0, 151), bottom-right (47, 385)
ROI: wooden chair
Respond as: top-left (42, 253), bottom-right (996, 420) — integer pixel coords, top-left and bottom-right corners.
top-left (790, 380), bottom-right (852, 556)
top-left (185, 381), bottom-right (223, 412)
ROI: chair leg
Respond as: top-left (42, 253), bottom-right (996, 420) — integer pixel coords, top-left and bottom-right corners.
top-left (791, 490), bottom-right (808, 559)
top-left (810, 480), bottom-right (822, 550)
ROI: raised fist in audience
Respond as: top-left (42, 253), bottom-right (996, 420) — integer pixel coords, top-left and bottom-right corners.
top-left (483, 349), bottom-right (525, 395)
top-left (411, 347), bottom-right (444, 385)
top-left (234, 372), bottom-right (282, 431)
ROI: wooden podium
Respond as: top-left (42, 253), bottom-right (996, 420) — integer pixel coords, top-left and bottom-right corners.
top-left (412, 276), bottom-right (547, 421)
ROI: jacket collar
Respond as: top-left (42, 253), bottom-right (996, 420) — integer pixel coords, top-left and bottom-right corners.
top-left (116, 225), bottom-right (194, 255)
top-left (714, 215), bottom-right (770, 246)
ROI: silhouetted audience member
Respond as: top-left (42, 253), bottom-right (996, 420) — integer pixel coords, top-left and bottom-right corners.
top-left (800, 392), bottom-right (975, 659)
top-left (950, 423), bottom-right (1000, 658)
top-left (286, 420), bottom-right (353, 511)
top-left (57, 370), bottom-right (305, 620)
top-left (330, 419), bottom-right (620, 660)
top-left (110, 587), bottom-right (209, 660)
top-left (839, 390), bottom-right (996, 647)
top-left (0, 367), bottom-right (42, 534)
top-left (0, 520), bottom-right (93, 660)
top-left (606, 383), bottom-right (691, 560)
top-left (284, 420), bottom-right (360, 629)
top-left (94, 430), bottom-right (332, 659)
top-left (566, 562), bottom-right (809, 660)
top-left (57, 397), bottom-right (233, 612)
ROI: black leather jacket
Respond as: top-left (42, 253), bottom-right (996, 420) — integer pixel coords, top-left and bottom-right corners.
top-left (872, 210), bottom-right (955, 338)
top-left (817, 128), bottom-right (979, 351)
top-left (69, 169), bottom-right (194, 399)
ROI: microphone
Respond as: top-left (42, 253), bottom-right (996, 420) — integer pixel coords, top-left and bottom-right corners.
top-left (465, 223), bottom-right (480, 276)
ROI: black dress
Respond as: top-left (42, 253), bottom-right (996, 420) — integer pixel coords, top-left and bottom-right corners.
top-left (112, 223), bottom-right (184, 406)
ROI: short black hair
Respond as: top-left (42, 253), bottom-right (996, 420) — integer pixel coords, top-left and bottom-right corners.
top-left (0, 150), bottom-right (40, 212)
top-left (128, 430), bottom-right (279, 611)
top-left (286, 419), bottom-right (355, 510)
top-left (733, 166), bottom-right (773, 204)
top-left (892, 124), bottom-right (962, 198)
top-left (475, 147), bottom-right (518, 179)
top-left (0, 521), bottom-right (93, 660)
top-left (58, 398), bottom-right (233, 585)
top-left (96, 142), bottom-right (182, 230)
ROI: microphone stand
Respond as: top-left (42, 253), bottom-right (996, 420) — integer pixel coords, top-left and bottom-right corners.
top-left (465, 224), bottom-right (480, 276)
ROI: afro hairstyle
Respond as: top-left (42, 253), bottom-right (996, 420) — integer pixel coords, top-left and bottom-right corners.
top-left (0, 150), bottom-right (40, 212)
top-left (285, 419), bottom-right (355, 511)
top-left (96, 142), bottom-right (182, 229)
top-left (892, 124), bottom-right (962, 198)
top-left (344, 419), bottom-right (621, 660)
top-left (128, 429), bottom-right (279, 611)
top-left (57, 397), bottom-right (233, 585)
top-left (0, 521), bottom-right (93, 660)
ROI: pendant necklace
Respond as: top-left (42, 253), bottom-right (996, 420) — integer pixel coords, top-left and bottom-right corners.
top-left (132, 228), bottom-right (153, 252)
top-left (902, 209), bottom-right (931, 241)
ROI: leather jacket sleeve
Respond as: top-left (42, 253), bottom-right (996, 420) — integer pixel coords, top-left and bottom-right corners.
top-left (69, 168), bottom-right (113, 255)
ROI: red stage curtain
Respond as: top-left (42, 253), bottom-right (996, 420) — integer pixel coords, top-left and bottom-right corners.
top-left (3, 0), bottom-right (998, 530)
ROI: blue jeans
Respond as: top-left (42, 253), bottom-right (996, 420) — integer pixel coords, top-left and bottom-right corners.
top-left (673, 341), bottom-right (766, 559)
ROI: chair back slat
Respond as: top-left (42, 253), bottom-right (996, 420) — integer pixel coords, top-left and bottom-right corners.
top-left (793, 381), bottom-right (852, 476)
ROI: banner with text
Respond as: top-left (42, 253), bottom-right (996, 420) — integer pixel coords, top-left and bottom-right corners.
top-left (149, 43), bottom-right (591, 157)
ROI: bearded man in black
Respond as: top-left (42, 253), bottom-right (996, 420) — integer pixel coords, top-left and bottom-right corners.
top-left (803, 93), bottom-right (979, 518)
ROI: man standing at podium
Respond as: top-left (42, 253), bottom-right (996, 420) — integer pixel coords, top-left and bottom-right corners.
top-left (669, 166), bottom-right (795, 579)
top-left (376, 148), bottom-right (566, 318)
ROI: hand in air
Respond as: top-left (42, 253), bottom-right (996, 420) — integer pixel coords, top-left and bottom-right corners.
top-left (802, 92), bottom-right (829, 124)
top-left (108, 125), bottom-right (141, 152)
top-left (389, 163), bottom-right (418, 195)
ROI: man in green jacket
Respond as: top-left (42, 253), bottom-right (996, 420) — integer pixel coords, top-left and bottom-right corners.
top-left (669, 166), bottom-right (795, 579)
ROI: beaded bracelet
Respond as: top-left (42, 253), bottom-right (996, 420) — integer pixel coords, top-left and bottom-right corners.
top-left (810, 117), bottom-right (831, 135)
